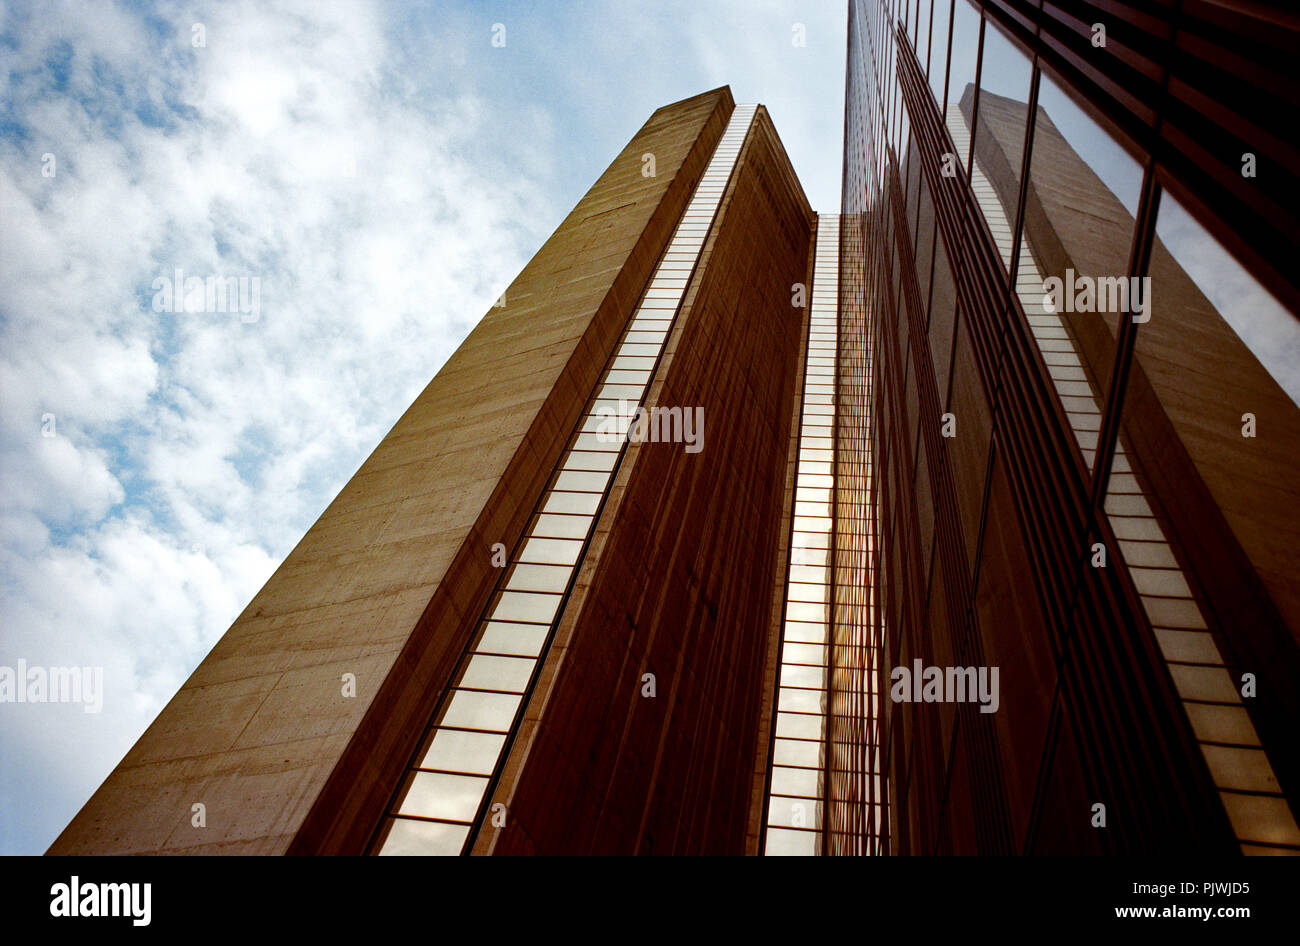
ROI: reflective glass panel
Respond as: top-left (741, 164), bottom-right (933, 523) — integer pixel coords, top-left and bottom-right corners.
top-left (968, 17), bottom-right (1034, 273)
top-left (396, 771), bottom-right (488, 822)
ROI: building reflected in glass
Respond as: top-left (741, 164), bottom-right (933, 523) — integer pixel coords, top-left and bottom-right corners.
top-left (846, 0), bottom-right (1300, 854)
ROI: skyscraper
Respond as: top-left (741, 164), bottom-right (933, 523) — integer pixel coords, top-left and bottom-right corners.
top-left (49, 0), bottom-right (1300, 856)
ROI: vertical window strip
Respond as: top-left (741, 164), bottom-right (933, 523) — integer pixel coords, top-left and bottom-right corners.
top-left (828, 213), bottom-right (883, 856)
top-left (371, 105), bottom-right (759, 856)
top-left (764, 215), bottom-right (840, 856)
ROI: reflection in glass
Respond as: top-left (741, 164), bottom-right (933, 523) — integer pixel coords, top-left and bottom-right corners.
top-left (968, 18), bottom-right (1033, 273)
top-left (776, 712), bottom-right (824, 740)
top-left (771, 765), bottom-right (824, 798)
top-left (478, 621), bottom-right (548, 657)
top-left (541, 490), bottom-right (602, 516)
top-left (784, 620), bottom-right (829, 644)
top-left (564, 450), bottom-right (619, 472)
top-left (597, 383), bottom-right (646, 401)
top-left (1151, 192), bottom-right (1300, 406)
top-left (915, 0), bottom-right (932, 75)
top-left (905, 138), bottom-right (922, 237)
top-left (774, 738), bottom-right (825, 768)
top-left (787, 581), bottom-right (830, 603)
top-left (604, 368), bottom-right (652, 385)
top-left (553, 469), bottom-right (612, 493)
top-left (477, 621), bottom-right (549, 657)
top-left (915, 175), bottom-right (936, 310)
top-left (459, 654), bottom-right (535, 693)
top-left (783, 642), bottom-right (829, 666)
top-left (898, 90), bottom-right (911, 187)
top-left (928, 233), bottom-right (958, 404)
top-left (781, 663), bottom-right (827, 690)
top-left (490, 590), bottom-right (563, 624)
top-left (623, 331), bottom-right (666, 346)
top-left (793, 515), bottom-right (832, 533)
top-left (928, 0), bottom-right (951, 105)
top-left (506, 562), bottom-right (572, 593)
top-left (418, 728), bottom-right (507, 775)
top-left (1011, 67), bottom-right (1143, 471)
top-left (376, 818), bottom-right (470, 856)
top-left (438, 689), bottom-right (522, 732)
top-left (778, 687), bottom-right (827, 714)
top-left (786, 601), bottom-right (828, 624)
top-left (766, 826), bottom-right (819, 856)
top-left (792, 528), bottom-right (831, 549)
top-left (517, 537), bottom-right (584, 566)
top-left (944, 0), bottom-right (981, 173)
top-left (612, 355), bottom-right (656, 371)
top-left (530, 513), bottom-right (593, 539)
top-left (572, 432), bottom-right (623, 454)
top-left (397, 771), bottom-right (490, 822)
top-left (1094, 176), bottom-right (1300, 851)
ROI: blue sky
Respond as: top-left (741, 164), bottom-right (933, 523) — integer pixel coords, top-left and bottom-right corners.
top-left (0, 0), bottom-right (846, 855)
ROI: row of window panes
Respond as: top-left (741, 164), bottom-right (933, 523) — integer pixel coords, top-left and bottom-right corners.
top-left (765, 217), bottom-right (840, 856)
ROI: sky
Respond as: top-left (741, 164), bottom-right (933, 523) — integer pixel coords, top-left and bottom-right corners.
top-left (0, 0), bottom-right (847, 855)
